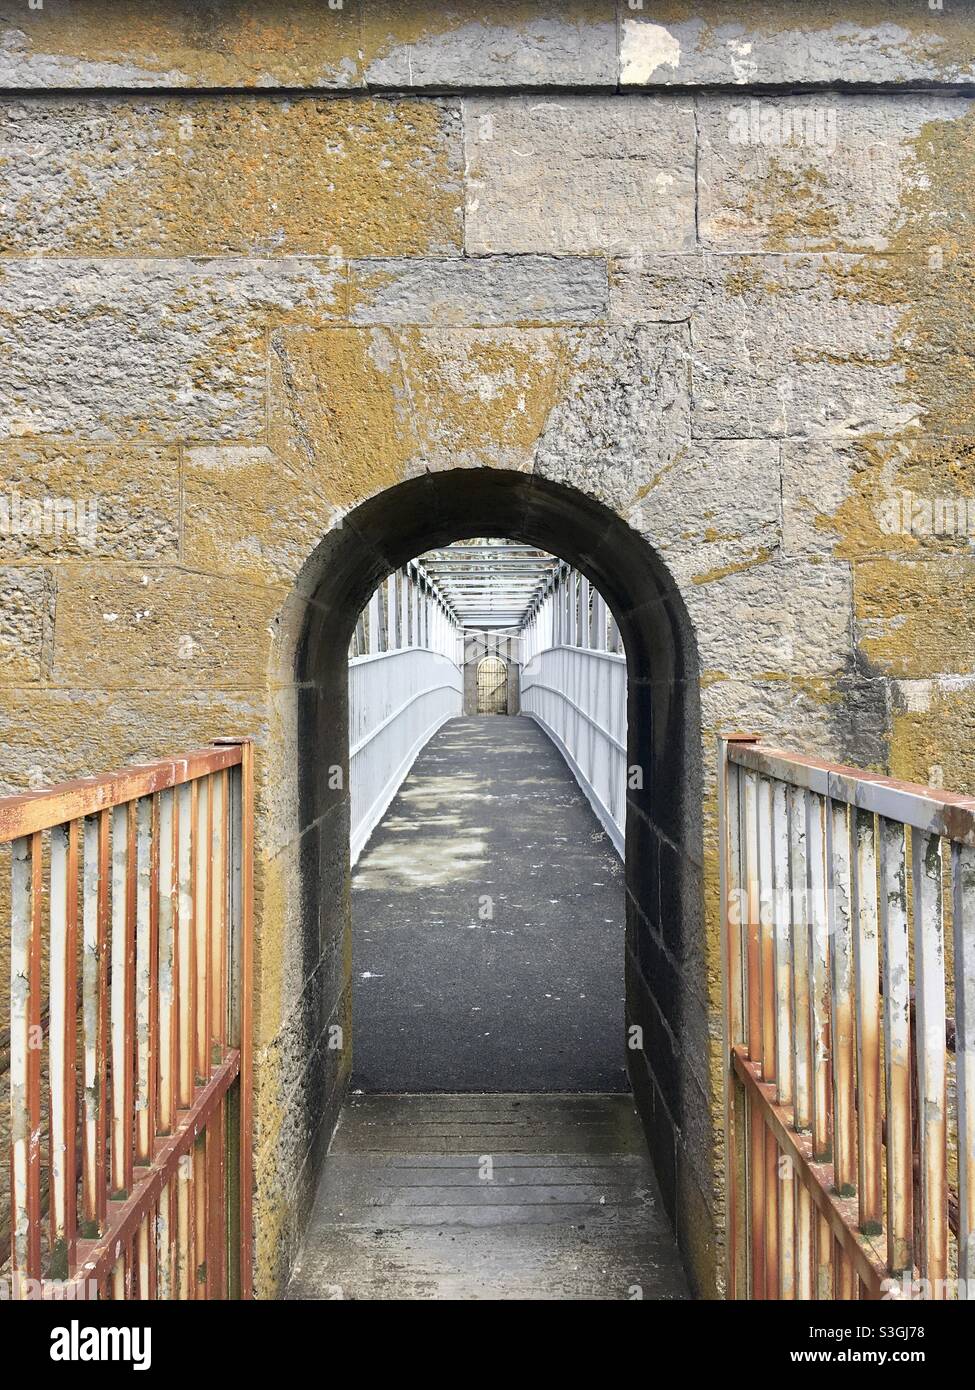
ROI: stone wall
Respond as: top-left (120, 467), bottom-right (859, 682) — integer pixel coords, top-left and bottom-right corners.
top-left (1, 1), bottom-right (974, 1298)
top-left (462, 630), bottom-right (520, 715)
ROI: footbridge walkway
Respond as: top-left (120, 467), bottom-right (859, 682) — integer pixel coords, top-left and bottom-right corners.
top-left (1, 542), bottom-right (972, 1304)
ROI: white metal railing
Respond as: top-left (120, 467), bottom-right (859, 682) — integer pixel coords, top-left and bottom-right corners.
top-left (720, 734), bottom-right (975, 1301)
top-left (521, 565), bottom-right (626, 856)
top-left (349, 562), bottom-right (463, 863)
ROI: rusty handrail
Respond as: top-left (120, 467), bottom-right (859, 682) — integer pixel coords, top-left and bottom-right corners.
top-left (3, 739), bottom-right (253, 1300)
top-left (720, 734), bottom-right (974, 1302)
top-left (728, 740), bottom-right (975, 846)
top-left (0, 745), bottom-right (244, 844)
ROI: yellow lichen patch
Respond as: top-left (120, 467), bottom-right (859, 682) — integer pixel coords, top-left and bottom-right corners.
top-left (268, 326), bottom-right (420, 509)
top-left (855, 556), bottom-right (975, 680)
top-left (825, 107), bottom-right (975, 435)
top-left (717, 261), bottom-right (782, 299)
top-left (631, 449), bottom-right (687, 502)
top-left (398, 328), bottom-right (563, 472)
top-left (52, 564), bottom-right (286, 690)
top-left (890, 681), bottom-right (975, 794)
top-left (791, 674), bottom-right (844, 706)
top-left (183, 445), bottom-right (342, 589)
top-left (826, 244), bottom-right (975, 439)
top-left (691, 546), bottom-right (772, 586)
top-left (825, 435), bottom-right (975, 562)
top-left (806, 103), bottom-right (975, 730)
top-left (5, 1), bottom-right (362, 87)
top-left (57, 97), bottom-right (462, 258)
top-left (738, 163), bottom-right (839, 253)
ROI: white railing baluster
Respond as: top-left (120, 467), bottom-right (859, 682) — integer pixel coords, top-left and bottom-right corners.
top-left (157, 788), bottom-right (176, 1136)
top-left (349, 563), bottom-right (465, 864)
top-left (134, 796), bottom-right (153, 1164)
top-left (757, 779), bottom-right (775, 1086)
top-left (770, 780), bottom-right (795, 1297)
top-left (880, 815), bottom-right (913, 1276)
top-left (771, 780), bottom-right (793, 1106)
top-left (912, 828), bottom-right (948, 1294)
top-left (10, 833), bottom-right (41, 1288)
top-left (826, 798), bottom-right (856, 1206)
top-left (953, 842), bottom-right (975, 1295)
top-left (521, 642), bottom-right (626, 857)
top-left (805, 791), bottom-right (831, 1167)
top-left (852, 808), bottom-right (882, 1235)
top-left (82, 811), bottom-right (109, 1236)
top-left (788, 785), bottom-right (811, 1132)
top-left (724, 738), bottom-right (974, 1301)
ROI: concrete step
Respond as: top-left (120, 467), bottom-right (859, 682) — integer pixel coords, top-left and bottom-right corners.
top-left (286, 1093), bottom-right (689, 1301)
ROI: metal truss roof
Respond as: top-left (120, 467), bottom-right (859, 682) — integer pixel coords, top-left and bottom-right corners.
top-left (416, 539), bottom-right (560, 629)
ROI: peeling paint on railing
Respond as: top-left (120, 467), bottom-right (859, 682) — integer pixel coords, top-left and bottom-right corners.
top-left (721, 735), bottom-right (973, 1301)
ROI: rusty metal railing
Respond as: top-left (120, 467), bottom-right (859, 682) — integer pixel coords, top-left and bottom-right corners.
top-left (3, 740), bottom-right (253, 1299)
top-left (720, 735), bottom-right (974, 1300)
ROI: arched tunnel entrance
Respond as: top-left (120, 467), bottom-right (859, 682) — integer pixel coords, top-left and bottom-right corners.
top-left (348, 536), bottom-right (628, 1096)
top-left (475, 654), bottom-right (508, 714)
top-left (282, 468), bottom-right (704, 1298)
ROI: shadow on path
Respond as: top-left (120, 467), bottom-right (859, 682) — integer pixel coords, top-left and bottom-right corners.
top-left (351, 715), bottom-right (627, 1092)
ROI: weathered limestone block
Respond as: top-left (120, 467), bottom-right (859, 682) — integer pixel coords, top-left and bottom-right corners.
top-left (609, 253), bottom-right (709, 323)
top-left (7, 1), bottom-right (974, 93)
top-left (854, 556), bottom-right (975, 679)
top-left (690, 253), bottom-right (919, 440)
top-left (698, 94), bottom-right (971, 253)
top-left (627, 439), bottom-right (781, 575)
top-left (700, 674), bottom-right (836, 757)
top-left (782, 436), bottom-right (975, 560)
top-left (269, 325), bottom-right (565, 499)
top-left (254, 983), bottom-right (350, 1160)
top-left (0, 96), bottom-right (462, 258)
top-left (269, 326), bottom-right (419, 507)
top-left (889, 676), bottom-right (975, 791)
top-left (0, 443), bottom-right (179, 561)
top-left (252, 983), bottom-right (350, 1295)
top-left (51, 565), bottom-right (284, 689)
top-left (184, 446), bottom-right (342, 589)
top-left (0, 0), bottom-right (362, 89)
top-left (0, 0), bottom-right (617, 92)
top-left (395, 328), bottom-right (564, 474)
top-left (360, 1), bottom-right (616, 87)
top-left (0, 567), bottom-right (53, 684)
top-left (272, 320), bottom-right (693, 512)
top-left (678, 555), bottom-right (854, 680)
top-left (534, 326), bottom-right (691, 512)
top-left (0, 686), bottom-right (264, 792)
top-left (463, 96), bottom-right (696, 255)
top-left (783, 438), bottom-right (873, 557)
top-left (0, 258), bottom-right (344, 442)
top-left (619, 5), bottom-right (975, 88)
top-left (349, 255), bottom-right (607, 326)
top-left (261, 687), bottom-right (308, 865)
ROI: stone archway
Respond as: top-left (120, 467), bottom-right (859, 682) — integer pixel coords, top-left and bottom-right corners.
top-left (266, 467), bottom-right (711, 1293)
